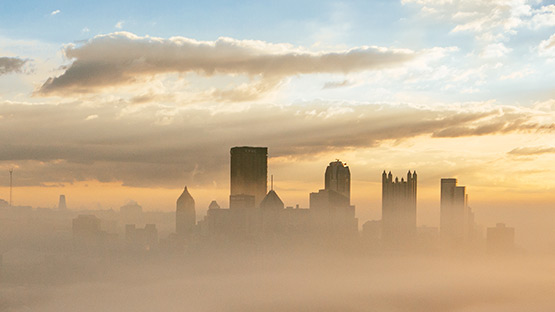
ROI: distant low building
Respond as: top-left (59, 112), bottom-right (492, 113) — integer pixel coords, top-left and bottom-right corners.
top-left (72, 214), bottom-right (117, 251)
top-left (125, 224), bottom-right (158, 252)
top-left (362, 220), bottom-right (381, 246)
top-left (58, 194), bottom-right (67, 210)
top-left (487, 223), bottom-right (515, 253)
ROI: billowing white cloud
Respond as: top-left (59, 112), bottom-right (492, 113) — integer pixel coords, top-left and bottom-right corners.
top-left (530, 4), bottom-right (555, 29)
top-left (37, 32), bottom-right (417, 97)
top-left (481, 43), bottom-right (512, 58)
top-left (403, 0), bottom-right (532, 42)
top-left (50, 10), bottom-right (60, 16)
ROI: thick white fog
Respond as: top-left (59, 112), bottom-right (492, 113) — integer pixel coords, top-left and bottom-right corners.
top-left (2, 251), bottom-right (555, 312)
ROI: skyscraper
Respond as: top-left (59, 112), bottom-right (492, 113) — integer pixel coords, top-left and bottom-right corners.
top-left (324, 160), bottom-right (350, 203)
top-left (230, 146), bottom-right (267, 206)
top-left (176, 186), bottom-right (196, 239)
top-left (381, 171), bottom-right (417, 246)
top-left (309, 160), bottom-right (357, 238)
top-left (440, 178), bottom-right (467, 246)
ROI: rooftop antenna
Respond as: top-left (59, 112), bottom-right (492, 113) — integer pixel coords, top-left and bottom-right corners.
top-left (271, 175), bottom-right (274, 191)
top-left (9, 168), bottom-right (13, 207)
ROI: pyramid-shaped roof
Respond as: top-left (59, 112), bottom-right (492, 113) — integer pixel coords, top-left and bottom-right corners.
top-left (260, 190), bottom-right (284, 210)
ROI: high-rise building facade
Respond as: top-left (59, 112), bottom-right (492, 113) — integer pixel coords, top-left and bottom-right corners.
top-left (381, 171), bottom-right (417, 246)
top-left (324, 160), bottom-right (350, 203)
top-left (176, 186), bottom-right (196, 239)
top-left (440, 178), bottom-right (467, 246)
top-left (309, 161), bottom-right (358, 239)
top-left (230, 146), bottom-right (268, 206)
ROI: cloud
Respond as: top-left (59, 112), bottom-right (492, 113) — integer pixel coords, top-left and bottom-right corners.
top-left (322, 79), bottom-right (354, 89)
top-left (115, 21), bottom-right (124, 29)
top-left (51, 10), bottom-right (60, 16)
top-left (499, 68), bottom-right (534, 80)
top-left (529, 5), bottom-right (555, 29)
top-left (403, 0), bottom-right (532, 42)
top-left (0, 100), bottom-right (552, 188)
top-left (539, 33), bottom-right (555, 57)
top-left (37, 32), bottom-right (417, 97)
top-left (508, 146), bottom-right (555, 156)
top-left (480, 43), bottom-right (511, 58)
top-left (0, 57), bottom-right (28, 75)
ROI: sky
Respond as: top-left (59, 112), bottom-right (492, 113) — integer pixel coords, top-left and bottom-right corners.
top-left (1, 0), bottom-right (555, 235)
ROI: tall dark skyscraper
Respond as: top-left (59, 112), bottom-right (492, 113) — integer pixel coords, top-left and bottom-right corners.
top-left (324, 160), bottom-right (350, 203)
top-left (176, 186), bottom-right (196, 239)
top-left (230, 146), bottom-right (268, 206)
top-left (440, 178), bottom-right (467, 246)
top-left (381, 171), bottom-right (417, 246)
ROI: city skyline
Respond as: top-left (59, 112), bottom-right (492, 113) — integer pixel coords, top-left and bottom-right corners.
top-left (0, 149), bottom-right (548, 249)
top-left (0, 1), bottom-right (554, 225)
top-left (0, 145), bottom-right (518, 248)
top-left (2, 2), bottom-right (555, 311)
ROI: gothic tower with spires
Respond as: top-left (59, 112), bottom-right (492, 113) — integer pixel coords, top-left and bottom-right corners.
top-left (381, 170), bottom-right (417, 247)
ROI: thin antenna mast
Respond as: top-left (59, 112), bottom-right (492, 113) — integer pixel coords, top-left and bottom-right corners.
top-left (9, 168), bottom-right (13, 207)
top-left (271, 175), bottom-right (274, 191)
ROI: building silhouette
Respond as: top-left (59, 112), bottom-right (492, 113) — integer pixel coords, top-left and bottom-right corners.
top-left (325, 160), bottom-right (350, 203)
top-left (440, 178), bottom-right (469, 247)
top-left (260, 188), bottom-right (285, 240)
top-left (196, 150), bottom-right (358, 248)
top-left (125, 224), bottom-right (158, 252)
top-left (120, 200), bottom-right (144, 226)
top-left (72, 214), bottom-right (116, 251)
top-left (176, 186), bottom-right (196, 239)
top-left (487, 223), bottom-right (515, 254)
top-left (381, 171), bottom-right (417, 247)
top-left (309, 160), bottom-right (358, 240)
top-left (57, 194), bottom-right (67, 210)
top-left (230, 146), bottom-right (268, 207)
top-left (362, 220), bottom-right (381, 246)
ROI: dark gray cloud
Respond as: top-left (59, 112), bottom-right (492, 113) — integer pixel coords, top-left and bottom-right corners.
top-left (0, 57), bottom-right (27, 75)
top-left (38, 32), bottom-right (416, 96)
top-left (0, 101), bottom-right (552, 188)
top-left (508, 146), bottom-right (555, 156)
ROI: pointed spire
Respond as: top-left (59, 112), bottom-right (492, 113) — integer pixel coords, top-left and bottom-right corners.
top-left (177, 186), bottom-right (194, 204)
top-left (271, 174), bottom-right (274, 191)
